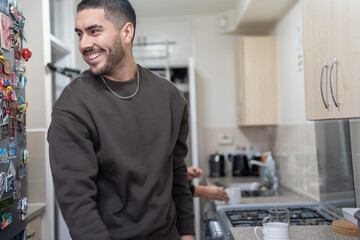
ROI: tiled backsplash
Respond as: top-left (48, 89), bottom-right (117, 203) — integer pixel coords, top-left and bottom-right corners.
top-left (201, 124), bottom-right (320, 200)
top-left (200, 127), bottom-right (270, 176)
top-left (349, 120), bottom-right (360, 207)
top-left (268, 124), bottom-right (320, 200)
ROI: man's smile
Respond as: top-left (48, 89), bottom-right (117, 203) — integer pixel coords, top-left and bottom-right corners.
top-left (83, 49), bottom-right (105, 63)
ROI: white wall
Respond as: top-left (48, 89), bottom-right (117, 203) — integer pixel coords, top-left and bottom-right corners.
top-left (270, 1), bottom-right (310, 126)
top-left (193, 15), bottom-right (240, 128)
top-left (135, 17), bottom-right (193, 67)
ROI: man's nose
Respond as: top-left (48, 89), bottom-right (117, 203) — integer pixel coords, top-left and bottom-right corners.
top-left (79, 35), bottom-right (93, 51)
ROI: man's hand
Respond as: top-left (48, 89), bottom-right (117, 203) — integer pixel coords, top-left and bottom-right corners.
top-left (203, 186), bottom-right (230, 201)
top-left (180, 235), bottom-right (195, 240)
top-left (187, 166), bottom-right (203, 180)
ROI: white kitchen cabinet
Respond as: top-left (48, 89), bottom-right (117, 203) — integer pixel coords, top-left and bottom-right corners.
top-left (235, 37), bottom-right (278, 126)
top-left (302, 0), bottom-right (360, 120)
top-left (26, 216), bottom-right (42, 240)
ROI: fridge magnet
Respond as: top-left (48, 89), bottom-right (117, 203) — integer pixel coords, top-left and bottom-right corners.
top-left (1, 73), bottom-right (9, 88)
top-left (15, 59), bottom-right (25, 74)
top-left (22, 149), bottom-right (28, 164)
top-left (2, 0), bottom-right (9, 16)
top-left (0, 172), bottom-right (5, 199)
top-left (21, 48), bottom-right (31, 62)
top-left (16, 95), bottom-right (27, 122)
top-left (0, 99), bottom-right (8, 124)
top-left (7, 159), bottom-right (15, 176)
top-left (5, 174), bottom-right (13, 192)
top-left (14, 72), bottom-right (25, 89)
top-left (18, 131), bottom-right (25, 147)
top-left (0, 48), bottom-right (4, 65)
top-left (7, 142), bottom-right (16, 159)
top-left (20, 197), bottom-right (27, 220)
top-left (14, 49), bottom-right (20, 60)
top-left (0, 196), bottom-right (12, 211)
top-left (0, 0), bottom-right (8, 16)
top-left (22, 29), bottom-right (27, 43)
top-left (0, 148), bottom-right (8, 163)
top-left (1, 13), bottom-right (11, 50)
top-left (0, 122), bottom-right (9, 138)
top-left (10, 26), bottom-right (19, 47)
top-left (16, 163), bottom-right (25, 179)
top-left (9, 1), bottom-right (22, 21)
top-left (3, 59), bottom-right (9, 74)
top-left (0, 1), bottom-right (5, 15)
top-left (9, 113), bottom-right (14, 141)
top-left (0, 212), bottom-right (12, 230)
top-left (12, 180), bottom-right (20, 199)
top-left (6, 85), bottom-right (15, 101)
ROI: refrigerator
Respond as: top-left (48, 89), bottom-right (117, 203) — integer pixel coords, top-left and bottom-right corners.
top-left (0, 1), bottom-right (30, 239)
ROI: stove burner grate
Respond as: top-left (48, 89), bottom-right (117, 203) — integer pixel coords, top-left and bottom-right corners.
top-left (225, 207), bottom-right (336, 227)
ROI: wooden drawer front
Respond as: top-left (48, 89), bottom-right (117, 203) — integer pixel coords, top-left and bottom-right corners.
top-left (26, 216), bottom-right (42, 240)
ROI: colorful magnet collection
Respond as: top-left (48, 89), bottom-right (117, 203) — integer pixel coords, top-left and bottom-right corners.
top-left (0, 0), bottom-right (30, 231)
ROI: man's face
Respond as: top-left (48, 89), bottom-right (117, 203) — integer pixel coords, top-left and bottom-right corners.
top-left (75, 8), bottom-right (126, 76)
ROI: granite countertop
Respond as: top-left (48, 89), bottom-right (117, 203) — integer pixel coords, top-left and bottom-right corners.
top-left (231, 226), bottom-right (358, 240)
top-left (28, 203), bottom-right (46, 222)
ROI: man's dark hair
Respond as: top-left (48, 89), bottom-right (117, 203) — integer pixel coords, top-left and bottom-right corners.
top-left (77, 0), bottom-right (136, 35)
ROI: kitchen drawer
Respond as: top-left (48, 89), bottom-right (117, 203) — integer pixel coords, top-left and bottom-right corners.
top-left (26, 216), bottom-right (42, 240)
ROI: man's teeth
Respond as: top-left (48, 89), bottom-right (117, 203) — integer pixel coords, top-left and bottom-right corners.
top-left (88, 53), bottom-right (101, 60)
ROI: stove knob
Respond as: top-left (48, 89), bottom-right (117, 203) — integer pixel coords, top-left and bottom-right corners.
top-left (209, 221), bottom-right (224, 239)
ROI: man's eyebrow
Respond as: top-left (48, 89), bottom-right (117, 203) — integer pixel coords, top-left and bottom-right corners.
top-left (74, 24), bottom-right (103, 32)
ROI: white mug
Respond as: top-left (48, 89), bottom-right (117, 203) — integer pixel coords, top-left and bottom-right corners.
top-left (254, 222), bottom-right (290, 240)
top-left (225, 187), bottom-right (241, 205)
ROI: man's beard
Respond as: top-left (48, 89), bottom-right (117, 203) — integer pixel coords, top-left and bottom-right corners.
top-left (86, 35), bottom-right (126, 76)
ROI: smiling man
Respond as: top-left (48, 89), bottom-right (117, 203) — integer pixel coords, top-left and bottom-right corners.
top-left (47, 0), bottom-right (195, 240)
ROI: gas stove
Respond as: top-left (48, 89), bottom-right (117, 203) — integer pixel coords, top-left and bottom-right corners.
top-left (226, 206), bottom-right (334, 227)
top-left (208, 202), bottom-right (342, 240)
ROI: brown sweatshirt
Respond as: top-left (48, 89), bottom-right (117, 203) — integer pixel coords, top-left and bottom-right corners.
top-left (48, 65), bottom-right (194, 240)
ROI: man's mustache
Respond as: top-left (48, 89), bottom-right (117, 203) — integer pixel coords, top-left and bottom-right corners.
top-left (82, 48), bottom-right (104, 55)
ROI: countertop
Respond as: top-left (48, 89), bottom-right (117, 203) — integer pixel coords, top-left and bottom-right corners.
top-left (205, 176), bottom-right (317, 207)
top-left (205, 176), bottom-right (358, 240)
top-left (231, 226), bottom-right (358, 240)
top-left (28, 203), bottom-right (46, 222)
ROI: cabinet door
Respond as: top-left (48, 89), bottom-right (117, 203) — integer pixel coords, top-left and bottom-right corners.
top-left (238, 37), bottom-right (278, 126)
top-left (26, 216), bottom-right (42, 240)
top-left (331, 0), bottom-right (360, 118)
top-left (302, 0), bottom-right (335, 120)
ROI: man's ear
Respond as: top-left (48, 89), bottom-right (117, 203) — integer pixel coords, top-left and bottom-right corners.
top-left (122, 22), bottom-right (134, 45)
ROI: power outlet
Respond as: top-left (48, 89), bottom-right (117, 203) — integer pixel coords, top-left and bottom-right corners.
top-left (217, 133), bottom-right (234, 145)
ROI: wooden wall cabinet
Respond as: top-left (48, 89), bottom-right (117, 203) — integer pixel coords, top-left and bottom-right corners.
top-left (302, 0), bottom-right (360, 120)
top-left (235, 37), bottom-right (278, 126)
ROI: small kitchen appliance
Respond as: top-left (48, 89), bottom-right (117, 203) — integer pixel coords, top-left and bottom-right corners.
top-left (225, 149), bottom-right (262, 177)
top-left (231, 154), bottom-right (249, 176)
top-left (209, 153), bottom-right (225, 177)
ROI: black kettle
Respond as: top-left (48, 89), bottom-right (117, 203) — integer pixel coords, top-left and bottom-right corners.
top-left (232, 154), bottom-right (250, 176)
top-left (208, 153), bottom-right (225, 177)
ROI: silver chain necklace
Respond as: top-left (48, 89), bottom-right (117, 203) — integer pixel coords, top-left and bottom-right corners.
top-left (101, 66), bottom-right (139, 100)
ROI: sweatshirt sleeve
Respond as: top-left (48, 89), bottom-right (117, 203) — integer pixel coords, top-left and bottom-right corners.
top-left (48, 108), bottom-right (111, 240)
top-left (172, 105), bottom-right (195, 236)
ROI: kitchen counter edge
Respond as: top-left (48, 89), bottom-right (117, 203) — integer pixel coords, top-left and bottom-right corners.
top-left (28, 203), bottom-right (46, 222)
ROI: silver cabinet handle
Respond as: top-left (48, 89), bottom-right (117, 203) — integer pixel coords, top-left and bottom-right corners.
top-left (330, 57), bottom-right (339, 107)
top-left (320, 62), bottom-right (329, 109)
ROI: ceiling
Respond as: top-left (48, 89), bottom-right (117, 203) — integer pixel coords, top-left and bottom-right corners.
top-left (129, 0), bottom-right (238, 18)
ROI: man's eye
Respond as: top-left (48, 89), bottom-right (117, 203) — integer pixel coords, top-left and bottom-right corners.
top-left (77, 33), bottom-right (83, 38)
top-left (91, 29), bottom-right (100, 34)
